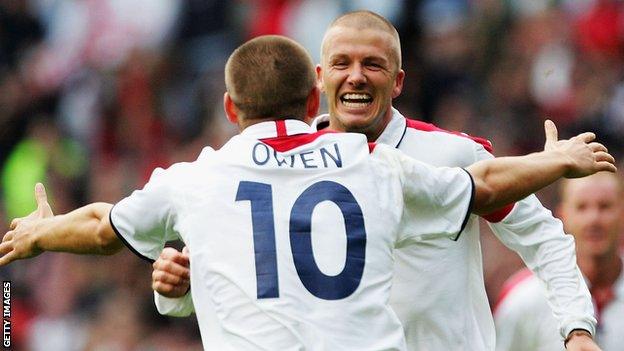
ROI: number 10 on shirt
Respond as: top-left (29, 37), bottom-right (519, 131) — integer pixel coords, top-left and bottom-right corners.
top-left (236, 180), bottom-right (367, 301)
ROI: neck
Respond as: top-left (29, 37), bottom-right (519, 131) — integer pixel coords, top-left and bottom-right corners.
top-left (578, 252), bottom-right (622, 288)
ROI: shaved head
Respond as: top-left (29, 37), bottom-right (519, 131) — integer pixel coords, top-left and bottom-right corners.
top-left (322, 10), bottom-right (402, 70)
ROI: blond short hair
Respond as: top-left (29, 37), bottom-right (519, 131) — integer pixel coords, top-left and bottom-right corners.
top-left (322, 10), bottom-right (402, 70)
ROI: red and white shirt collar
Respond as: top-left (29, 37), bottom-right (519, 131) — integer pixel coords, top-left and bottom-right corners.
top-left (311, 108), bottom-right (407, 147)
top-left (241, 119), bottom-right (314, 139)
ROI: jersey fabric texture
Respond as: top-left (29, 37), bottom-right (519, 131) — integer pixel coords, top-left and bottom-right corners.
top-left (111, 119), bottom-right (474, 351)
top-left (312, 109), bottom-right (596, 350)
top-left (494, 261), bottom-right (624, 351)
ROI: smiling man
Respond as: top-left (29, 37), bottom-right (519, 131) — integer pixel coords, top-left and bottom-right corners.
top-left (312, 11), bottom-right (600, 350)
top-left (318, 14), bottom-right (404, 141)
top-left (2, 35), bottom-right (616, 351)
top-left (152, 11), bottom-right (602, 351)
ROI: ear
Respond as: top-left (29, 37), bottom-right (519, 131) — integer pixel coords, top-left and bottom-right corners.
top-left (306, 86), bottom-right (321, 121)
top-left (315, 65), bottom-right (325, 93)
top-left (392, 69), bottom-right (405, 99)
top-left (223, 92), bottom-right (238, 125)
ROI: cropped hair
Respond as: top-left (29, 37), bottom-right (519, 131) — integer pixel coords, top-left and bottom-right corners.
top-left (323, 10), bottom-right (402, 69)
top-left (225, 35), bottom-right (316, 120)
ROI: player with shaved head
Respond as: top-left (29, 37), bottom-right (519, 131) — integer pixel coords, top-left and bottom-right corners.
top-left (153, 11), bottom-right (602, 351)
top-left (3, 34), bottom-right (614, 350)
top-left (313, 11), bottom-right (601, 351)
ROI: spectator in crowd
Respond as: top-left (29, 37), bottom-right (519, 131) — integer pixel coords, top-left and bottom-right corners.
top-left (495, 172), bottom-right (624, 351)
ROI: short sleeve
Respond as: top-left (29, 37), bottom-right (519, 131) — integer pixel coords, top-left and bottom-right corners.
top-left (377, 146), bottom-right (474, 246)
top-left (110, 167), bottom-right (180, 262)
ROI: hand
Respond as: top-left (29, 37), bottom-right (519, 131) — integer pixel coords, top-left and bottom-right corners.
top-left (565, 330), bottom-right (602, 351)
top-left (543, 120), bottom-right (616, 178)
top-left (152, 246), bottom-right (191, 298)
top-left (0, 183), bottom-right (54, 265)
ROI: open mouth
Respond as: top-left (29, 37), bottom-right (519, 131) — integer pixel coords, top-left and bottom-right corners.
top-left (340, 93), bottom-right (373, 108)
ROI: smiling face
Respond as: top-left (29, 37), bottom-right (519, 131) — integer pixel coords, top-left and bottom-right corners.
top-left (559, 174), bottom-right (624, 259)
top-left (318, 25), bottom-right (404, 141)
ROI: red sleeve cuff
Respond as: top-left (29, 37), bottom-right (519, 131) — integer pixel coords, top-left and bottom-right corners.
top-left (482, 202), bottom-right (515, 222)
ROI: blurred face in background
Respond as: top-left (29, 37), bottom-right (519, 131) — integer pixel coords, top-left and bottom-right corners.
top-left (559, 174), bottom-right (624, 259)
top-left (318, 25), bottom-right (404, 141)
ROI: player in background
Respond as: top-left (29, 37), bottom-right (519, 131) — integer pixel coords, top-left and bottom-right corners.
top-left (152, 10), bottom-right (603, 351)
top-left (0, 35), bottom-right (616, 350)
top-left (495, 173), bottom-right (624, 351)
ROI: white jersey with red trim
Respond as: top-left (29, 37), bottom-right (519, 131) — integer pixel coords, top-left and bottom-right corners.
top-left (494, 263), bottom-right (624, 351)
top-left (112, 119), bottom-right (475, 351)
top-left (311, 108), bottom-right (595, 350)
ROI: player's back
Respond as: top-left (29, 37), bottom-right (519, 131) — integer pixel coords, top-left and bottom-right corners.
top-left (176, 120), bottom-right (409, 350)
top-left (148, 119), bottom-right (472, 350)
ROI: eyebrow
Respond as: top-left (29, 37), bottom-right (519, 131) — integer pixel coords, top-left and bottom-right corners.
top-left (328, 54), bottom-right (349, 62)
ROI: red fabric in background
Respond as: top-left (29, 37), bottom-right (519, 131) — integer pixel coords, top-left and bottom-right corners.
top-left (248, 0), bottom-right (291, 37)
top-left (575, 1), bottom-right (624, 58)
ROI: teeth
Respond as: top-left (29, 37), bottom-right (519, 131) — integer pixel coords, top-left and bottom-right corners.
top-left (342, 93), bottom-right (371, 100)
top-left (342, 101), bottom-right (370, 108)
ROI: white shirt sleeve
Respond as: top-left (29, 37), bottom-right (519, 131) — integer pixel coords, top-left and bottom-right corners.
top-left (154, 291), bottom-right (195, 317)
top-left (490, 196), bottom-right (596, 337)
top-left (110, 167), bottom-right (180, 262)
top-left (474, 146), bottom-right (597, 338)
top-left (374, 144), bottom-right (474, 246)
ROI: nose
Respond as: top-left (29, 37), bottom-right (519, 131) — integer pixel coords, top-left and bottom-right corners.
top-left (346, 63), bottom-right (366, 88)
top-left (583, 207), bottom-right (603, 227)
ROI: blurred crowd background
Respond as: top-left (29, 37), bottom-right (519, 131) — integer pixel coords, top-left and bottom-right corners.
top-left (1, 0), bottom-right (623, 350)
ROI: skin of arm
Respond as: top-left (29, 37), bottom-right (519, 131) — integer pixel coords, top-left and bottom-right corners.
top-left (0, 201), bottom-right (122, 265)
top-left (468, 121), bottom-right (615, 215)
top-left (35, 202), bottom-right (122, 255)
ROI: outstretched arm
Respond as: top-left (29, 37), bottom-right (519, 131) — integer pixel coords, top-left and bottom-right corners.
top-left (0, 185), bottom-right (122, 266)
top-left (468, 120), bottom-right (615, 215)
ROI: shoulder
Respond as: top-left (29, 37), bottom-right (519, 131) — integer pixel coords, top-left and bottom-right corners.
top-left (403, 119), bottom-right (493, 153)
top-left (148, 147), bottom-right (217, 186)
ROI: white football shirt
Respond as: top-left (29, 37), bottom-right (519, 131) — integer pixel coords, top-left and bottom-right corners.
top-left (312, 109), bottom-right (595, 350)
top-left (495, 264), bottom-right (624, 351)
top-left (155, 109), bottom-right (595, 350)
top-left (111, 119), bottom-right (474, 351)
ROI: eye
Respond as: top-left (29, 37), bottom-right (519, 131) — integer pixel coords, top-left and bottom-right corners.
top-left (365, 62), bottom-right (384, 71)
top-left (332, 61), bottom-right (348, 69)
